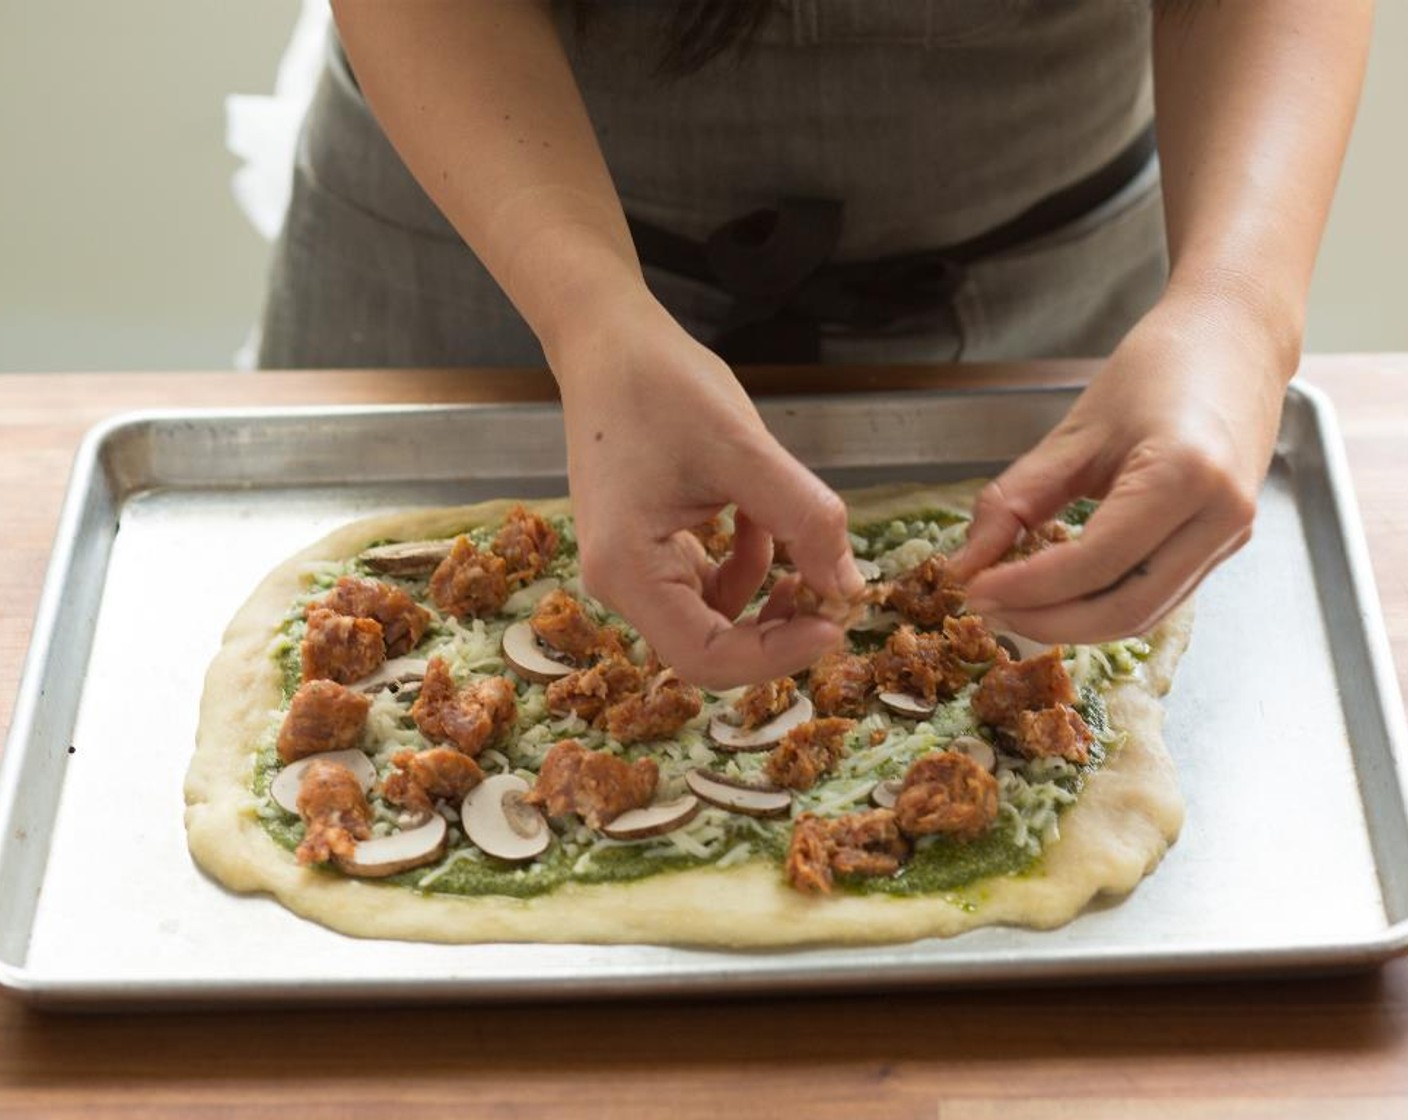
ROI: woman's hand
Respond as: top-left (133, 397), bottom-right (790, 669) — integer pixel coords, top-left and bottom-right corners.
top-left (551, 291), bottom-right (863, 690)
top-left (949, 287), bottom-right (1294, 643)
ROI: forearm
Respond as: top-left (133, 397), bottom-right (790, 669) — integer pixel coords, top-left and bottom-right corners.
top-left (331, 0), bottom-right (648, 367)
top-left (1153, 0), bottom-right (1372, 375)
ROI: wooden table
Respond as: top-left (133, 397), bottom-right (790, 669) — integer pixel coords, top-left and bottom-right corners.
top-left (1, 360), bottom-right (1405, 1120)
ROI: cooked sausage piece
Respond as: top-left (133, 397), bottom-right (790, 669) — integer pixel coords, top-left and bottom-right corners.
top-left (886, 553), bottom-right (967, 627)
top-left (893, 751), bottom-right (999, 841)
top-left (381, 746), bottom-right (485, 817)
top-left (295, 759), bottom-right (373, 866)
top-left (545, 654), bottom-right (646, 724)
top-left (765, 717), bottom-right (855, 791)
top-left (410, 658), bottom-right (517, 756)
top-left (1014, 703), bottom-right (1094, 764)
top-left (277, 679), bottom-right (372, 763)
top-left (314, 575), bottom-right (431, 658)
top-left (492, 505), bottom-right (560, 584)
top-left (524, 739), bottom-right (658, 829)
top-left (808, 651), bottom-right (874, 717)
top-left (1004, 519), bottom-right (1072, 561)
top-left (942, 614), bottom-right (999, 664)
top-left (733, 677), bottom-right (798, 730)
top-left (689, 515), bottom-right (733, 560)
top-left (971, 647), bottom-right (1077, 731)
top-left (530, 589), bottom-right (626, 664)
top-left (871, 625), bottom-right (968, 704)
top-left (783, 809), bottom-right (909, 894)
top-left (300, 607), bottom-right (385, 685)
top-left (604, 670), bottom-right (703, 744)
top-left (429, 536), bottom-right (510, 618)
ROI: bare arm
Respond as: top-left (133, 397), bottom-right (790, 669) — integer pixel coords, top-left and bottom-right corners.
top-left (954, 0), bottom-right (1372, 641)
top-left (332, 1), bottom-right (861, 686)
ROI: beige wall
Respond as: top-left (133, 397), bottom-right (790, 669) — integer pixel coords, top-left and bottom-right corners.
top-left (0, 1), bottom-right (1402, 372)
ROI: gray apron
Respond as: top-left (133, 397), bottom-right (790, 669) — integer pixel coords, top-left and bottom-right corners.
top-left (258, 0), bottom-right (1167, 369)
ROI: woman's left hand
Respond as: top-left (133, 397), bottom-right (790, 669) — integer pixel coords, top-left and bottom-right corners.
top-left (949, 286), bottom-right (1295, 643)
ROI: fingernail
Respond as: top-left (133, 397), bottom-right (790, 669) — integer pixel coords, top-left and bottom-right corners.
top-left (835, 557), bottom-right (864, 597)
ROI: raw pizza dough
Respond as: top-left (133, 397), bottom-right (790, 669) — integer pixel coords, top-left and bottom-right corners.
top-left (185, 481), bottom-right (1190, 947)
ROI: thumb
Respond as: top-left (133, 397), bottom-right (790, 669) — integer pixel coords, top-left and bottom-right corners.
top-left (949, 434), bottom-right (1099, 584)
top-left (722, 438), bottom-right (863, 600)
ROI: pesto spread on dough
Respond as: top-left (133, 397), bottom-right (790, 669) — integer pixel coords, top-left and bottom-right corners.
top-left (253, 503), bottom-right (1149, 902)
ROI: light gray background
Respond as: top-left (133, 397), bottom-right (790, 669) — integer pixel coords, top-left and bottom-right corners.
top-left (0, 0), bottom-right (1403, 373)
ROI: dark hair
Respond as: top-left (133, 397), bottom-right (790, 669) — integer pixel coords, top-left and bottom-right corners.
top-left (574, 0), bottom-right (776, 76)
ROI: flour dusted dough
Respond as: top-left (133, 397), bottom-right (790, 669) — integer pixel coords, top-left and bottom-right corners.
top-left (185, 483), bottom-right (1190, 947)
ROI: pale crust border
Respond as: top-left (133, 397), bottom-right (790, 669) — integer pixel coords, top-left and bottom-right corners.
top-left (184, 483), bottom-right (1190, 948)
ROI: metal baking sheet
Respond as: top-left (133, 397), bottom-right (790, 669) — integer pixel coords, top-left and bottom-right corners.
top-left (2, 385), bottom-right (1405, 1008)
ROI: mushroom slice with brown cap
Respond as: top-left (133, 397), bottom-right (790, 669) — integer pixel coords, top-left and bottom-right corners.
top-left (997, 632), bottom-right (1049, 662)
top-left (600, 795), bottom-right (701, 840)
top-left (950, 734), bottom-right (998, 773)
top-left (871, 778), bottom-right (903, 809)
top-left (709, 695), bottom-right (814, 751)
top-left (462, 773), bottom-right (551, 862)
top-left (334, 813), bottom-right (447, 878)
top-left (359, 539), bottom-right (455, 576)
top-left (270, 749), bottom-right (376, 814)
top-left (501, 619), bottom-right (576, 683)
top-left (350, 656), bottom-right (430, 696)
top-left (877, 691), bottom-right (937, 719)
top-left (684, 769), bottom-right (792, 818)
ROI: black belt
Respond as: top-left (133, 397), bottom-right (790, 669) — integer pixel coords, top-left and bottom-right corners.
top-left (628, 122), bottom-right (1157, 363)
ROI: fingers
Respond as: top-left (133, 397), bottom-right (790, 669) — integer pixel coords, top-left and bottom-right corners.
top-left (948, 435), bottom-right (1099, 584)
top-left (723, 444), bottom-right (863, 601)
top-left (627, 577), bottom-right (844, 690)
top-left (964, 444), bottom-right (1214, 610)
top-left (703, 508), bottom-right (772, 620)
top-left (981, 508), bottom-right (1254, 644)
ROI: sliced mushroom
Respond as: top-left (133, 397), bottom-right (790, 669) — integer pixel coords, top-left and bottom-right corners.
top-left (878, 690), bottom-right (937, 718)
top-left (950, 734), bottom-right (998, 773)
top-left (871, 778), bottom-right (903, 809)
top-left (501, 619), bottom-right (576, 683)
top-left (997, 632), bottom-right (1049, 662)
top-left (600, 795), bottom-right (701, 840)
top-left (849, 608), bottom-right (901, 633)
top-left (708, 695), bottom-right (814, 751)
top-left (684, 769), bottom-right (792, 818)
top-left (269, 749), bottom-right (376, 815)
top-left (854, 558), bottom-right (883, 582)
top-left (461, 773), bottom-right (551, 862)
top-left (350, 657), bottom-right (430, 696)
top-left (334, 813), bottom-right (447, 878)
top-left (502, 577), bottom-right (561, 616)
top-left (358, 539), bottom-right (455, 576)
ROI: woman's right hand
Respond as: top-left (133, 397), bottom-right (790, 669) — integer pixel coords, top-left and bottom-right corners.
top-left (549, 290), bottom-right (863, 690)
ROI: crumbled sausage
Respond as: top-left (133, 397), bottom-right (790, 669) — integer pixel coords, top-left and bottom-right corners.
top-left (530, 589), bottom-right (626, 664)
top-left (942, 614), bottom-right (999, 664)
top-left (410, 658), bottom-right (517, 756)
top-left (893, 751), bottom-right (999, 841)
top-left (524, 739), bottom-right (658, 828)
top-left (871, 625), bottom-right (969, 704)
top-left (1005, 519), bottom-right (1072, 561)
top-left (886, 553), bottom-right (967, 627)
top-left (300, 608), bottom-right (385, 685)
top-left (783, 809), bottom-right (909, 894)
top-left (765, 717), bottom-right (855, 791)
top-left (1014, 703), bottom-right (1094, 764)
top-left (545, 654), bottom-right (646, 724)
top-left (690, 515), bottom-right (733, 560)
top-left (381, 746), bottom-right (485, 817)
top-left (295, 759), bottom-right (373, 866)
top-left (733, 677), bottom-right (798, 730)
top-left (314, 575), bottom-right (430, 658)
top-left (277, 679), bottom-right (372, 763)
top-left (604, 670), bottom-right (703, 743)
top-left (429, 536), bottom-right (509, 618)
top-left (492, 505), bottom-right (560, 584)
top-left (808, 651), bottom-right (874, 717)
top-left (971, 648), bottom-right (1077, 731)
